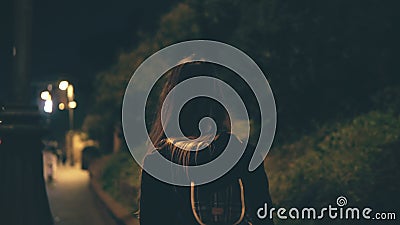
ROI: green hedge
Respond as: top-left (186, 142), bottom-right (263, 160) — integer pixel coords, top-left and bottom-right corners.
top-left (101, 151), bottom-right (141, 212)
top-left (100, 110), bottom-right (400, 224)
top-left (266, 110), bottom-right (400, 224)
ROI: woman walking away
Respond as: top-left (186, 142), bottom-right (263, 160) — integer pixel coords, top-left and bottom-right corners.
top-left (139, 61), bottom-right (274, 225)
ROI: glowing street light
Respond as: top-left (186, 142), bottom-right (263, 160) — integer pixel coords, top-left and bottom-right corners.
top-left (67, 84), bottom-right (74, 99)
top-left (68, 101), bottom-right (77, 109)
top-left (58, 103), bottom-right (65, 110)
top-left (40, 91), bottom-right (51, 100)
top-left (44, 100), bottom-right (53, 113)
top-left (40, 90), bottom-right (52, 113)
top-left (59, 80), bottom-right (69, 91)
top-left (58, 80), bottom-right (76, 166)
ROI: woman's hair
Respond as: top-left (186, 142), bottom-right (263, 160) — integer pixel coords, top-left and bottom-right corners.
top-left (147, 61), bottom-right (231, 153)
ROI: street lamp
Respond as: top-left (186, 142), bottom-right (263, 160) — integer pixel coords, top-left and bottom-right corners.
top-left (59, 80), bottom-right (77, 166)
top-left (40, 90), bottom-right (53, 114)
top-left (40, 91), bottom-right (50, 101)
top-left (58, 103), bottom-right (65, 110)
top-left (43, 100), bottom-right (53, 113)
top-left (58, 80), bottom-right (69, 91)
top-left (68, 101), bottom-right (77, 109)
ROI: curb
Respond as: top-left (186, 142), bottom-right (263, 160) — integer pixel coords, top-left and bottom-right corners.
top-left (88, 157), bottom-right (139, 225)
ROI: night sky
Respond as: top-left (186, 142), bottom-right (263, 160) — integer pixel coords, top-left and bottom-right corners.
top-left (1, 0), bottom-right (178, 92)
top-left (30, 0), bottom-right (174, 80)
top-left (1, 0), bottom-right (178, 127)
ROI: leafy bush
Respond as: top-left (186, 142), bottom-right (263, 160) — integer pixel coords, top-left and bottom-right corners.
top-left (266, 110), bottom-right (400, 224)
top-left (100, 110), bottom-right (400, 224)
top-left (101, 151), bottom-right (141, 211)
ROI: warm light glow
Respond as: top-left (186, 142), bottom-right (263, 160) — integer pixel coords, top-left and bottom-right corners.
top-left (59, 103), bottom-right (65, 110)
top-left (59, 81), bottom-right (69, 90)
top-left (67, 84), bottom-right (74, 99)
top-left (40, 91), bottom-right (51, 100)
top-left (68, 101), bottom-right (77, 109)
top-left (44, 100), bottom-right (53, 113)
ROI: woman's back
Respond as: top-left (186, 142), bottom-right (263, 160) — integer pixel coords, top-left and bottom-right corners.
top-left (139, 132), bottom-right (274, 225)
top-left (139, 61), bottom-right (274, 224)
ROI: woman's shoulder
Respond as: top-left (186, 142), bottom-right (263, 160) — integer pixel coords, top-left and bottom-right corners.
top-left (144, 132), bottom-right (254, 165)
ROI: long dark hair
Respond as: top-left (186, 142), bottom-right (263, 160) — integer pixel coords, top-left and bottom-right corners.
top-left (147, 61), bottom-right (231, 157)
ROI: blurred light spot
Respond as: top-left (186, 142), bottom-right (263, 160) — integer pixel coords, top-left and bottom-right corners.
top-left (58, 103), bottom-right (65, 110)
top-left (44, 100), bottom-right (53, 113)
top-left (68, 101), bottom-right (77, 109)
top-left (67, 85), bottom-right (74, 99)
top-left (59, 81), bottom-right (69, 91)
top-left (41, 91), bottom-right (51, 101)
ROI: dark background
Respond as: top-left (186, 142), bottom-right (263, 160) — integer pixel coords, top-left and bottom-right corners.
top-left (1, 0), bottom-right (398, 139)
top-left (1, 0), bottom-right (178, 128)
top-left (1, 1), bottom-right (399, 222)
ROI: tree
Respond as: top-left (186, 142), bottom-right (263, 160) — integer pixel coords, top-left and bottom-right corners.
top-left (84, 0), bottom-right (399, 148)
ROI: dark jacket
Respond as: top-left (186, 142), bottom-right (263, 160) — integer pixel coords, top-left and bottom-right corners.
top-left (139, 133), bottom-right (274, 225)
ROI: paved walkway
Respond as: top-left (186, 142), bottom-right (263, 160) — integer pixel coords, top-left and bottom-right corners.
top-left (46, 164), bottom-right (117, 225)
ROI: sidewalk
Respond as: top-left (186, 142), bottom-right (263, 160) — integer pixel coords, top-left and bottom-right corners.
top-left (46, 164), bottom-right (117, 225)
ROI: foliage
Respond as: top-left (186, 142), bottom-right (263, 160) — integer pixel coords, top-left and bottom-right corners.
top-left (82, 2), bottom-right (202, 148)
top-left (101, 151), bottom-right (142, 211)
top-left (83, 0), bottom-right (398, 148)
top-left (266, 110), bottom-right (400, 224)
top-left (99, 109), bottom-right (400, 224)
top-left (85, 3), bottom-right (399, 223)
